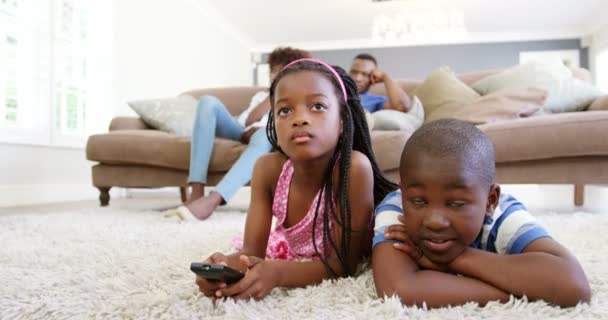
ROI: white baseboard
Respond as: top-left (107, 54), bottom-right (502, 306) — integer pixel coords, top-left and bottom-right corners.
top-left (500, 184), bottom-right (608, 212)
top-left (2, 184), bottom-right (605, 211)
top-left (125, 186), bottom-right (251, 208)
top-left (0, 184), bottom-right (124, 207)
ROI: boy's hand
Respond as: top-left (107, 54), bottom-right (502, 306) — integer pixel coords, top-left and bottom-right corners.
top-left (385, 219), bottom-right (451, 272)
top-left (195, 252), bottom-right (232, 301)
top-left (384, 223), bottom-right (417, 256)
top-left (215, 255), bottom-right (278, 300)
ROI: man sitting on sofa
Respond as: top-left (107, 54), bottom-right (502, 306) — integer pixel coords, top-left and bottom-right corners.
top-left (349, 53), bottom-right (412, 113)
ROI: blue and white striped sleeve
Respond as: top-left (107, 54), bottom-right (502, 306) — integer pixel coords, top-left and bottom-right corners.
top-left (372, 190), bottom-right (404, 248)
top-left (490, 194), bottom-right (551, 255)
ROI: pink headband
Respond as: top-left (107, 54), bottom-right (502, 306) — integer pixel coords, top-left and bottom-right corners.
top-left (280, 58), bottom-right (348, 102)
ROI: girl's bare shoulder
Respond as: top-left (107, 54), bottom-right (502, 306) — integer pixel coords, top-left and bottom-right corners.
top-left (254, 152), bottom-right (289, 188)
top-left (349, 150), bottom-right (373, 175)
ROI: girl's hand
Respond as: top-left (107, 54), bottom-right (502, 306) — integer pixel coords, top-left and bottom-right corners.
top-left (195, 252), bottom-right (231, 300)
top-left (215, 255), bottom-right (278, 300)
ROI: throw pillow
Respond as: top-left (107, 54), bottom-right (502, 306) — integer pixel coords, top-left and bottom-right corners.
top-left (426, 87), bottom-right (545, 124)
top-left (588, 95), bottom-right (608, 111)
top-left (128, 95), bottom-right (198, 136)
top-left (373, 96), bottom-right (424, 132)
top-left (364, 110), bottom-right (375, 134)
top-left (412, 67), bottom-right (480, 122)
top-left (472, 59), bottom-right (603, 113)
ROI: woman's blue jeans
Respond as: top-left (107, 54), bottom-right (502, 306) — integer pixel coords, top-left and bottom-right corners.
top-left (188, 95), bottom-right (272, 201)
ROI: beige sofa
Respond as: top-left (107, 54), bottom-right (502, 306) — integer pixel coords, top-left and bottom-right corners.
top-left (86, 71), bottom-right (608, 207)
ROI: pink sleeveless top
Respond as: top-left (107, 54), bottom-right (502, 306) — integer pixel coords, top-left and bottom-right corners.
top-left (232, 159), bottom-right (335, 260)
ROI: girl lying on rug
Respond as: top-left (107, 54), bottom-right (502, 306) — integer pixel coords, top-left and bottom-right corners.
top-left (372, 119), bottom-right (591, 308)
top-left (195, 58), bottom-right (397, 300)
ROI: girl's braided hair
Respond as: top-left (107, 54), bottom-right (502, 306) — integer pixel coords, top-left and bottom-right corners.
top-left (266, 61), bottom-right (398, 276)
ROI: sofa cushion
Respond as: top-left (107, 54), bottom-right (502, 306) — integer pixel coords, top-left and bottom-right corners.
top-left (128, 95), bottom-right (198, 136)
top-left (472, 59), bottom-right (603, 113)
top-left (426, 87), bottom-right (545, 124)
top-left (412, 67), bottom-right (481, 122)
top-left (479, 111), bottom-right (608, 163)
top-left (370, 130), bottom-right (411, 171)
top-left (87, 129), bottom-right (409, 174)
top-left (109, 117), bottom-right (151, 131)
top-left (86, 130), bottom-right (246, 173)
top-left (588, 95), bottom-right (608, 111)
top-left (372, 96), bottom-right (424, 131)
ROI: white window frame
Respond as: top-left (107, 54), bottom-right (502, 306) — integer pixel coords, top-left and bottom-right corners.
top-left (50, 0), bottom-right (89, 148)
top-left (0, 0), bottom-right (52, 146)
top-left (0, 0), bottom-right (92, 149)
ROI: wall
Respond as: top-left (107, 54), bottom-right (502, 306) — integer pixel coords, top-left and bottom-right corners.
top-left (589, 24), bottom-right (608, 84)
top-left (0, 0), bottom-right (252, 207)
top-left (113, 0), bottom-right (253, 116)
top-left (307, 39), bottom-right (584, 79)
top-left (0, 145), bottom-right (100, 207)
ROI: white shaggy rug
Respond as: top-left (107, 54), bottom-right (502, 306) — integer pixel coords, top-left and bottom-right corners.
top-left (1, 208), bottom-right (608, 320)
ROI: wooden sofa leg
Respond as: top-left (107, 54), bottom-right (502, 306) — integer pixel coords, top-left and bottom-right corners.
top-left (180, 187), bottom-right (188, 203)
top-left (574, 184), bottom-right (584, 207)
top-left (98, 187), bottom-right (111, 207)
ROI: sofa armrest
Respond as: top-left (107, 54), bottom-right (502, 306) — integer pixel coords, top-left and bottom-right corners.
top-left (588, 95), bottom-right (608, 111)
top-left (109, 117), bottom-right (151, 131)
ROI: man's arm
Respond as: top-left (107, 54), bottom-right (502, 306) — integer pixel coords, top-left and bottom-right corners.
top-left (449, 237), bottom-right (591, 307)
top-left (372, 242), bottom-right (510, 308)
top-left (372, 71), bottom-right (411, 112)
top-left (245, 95), bottom-right (271, 127)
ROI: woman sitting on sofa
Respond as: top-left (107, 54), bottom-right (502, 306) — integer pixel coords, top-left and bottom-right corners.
top-left (168, 47), bottom-right (311, 220)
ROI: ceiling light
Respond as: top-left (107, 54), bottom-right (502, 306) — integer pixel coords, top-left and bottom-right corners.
top-left (372, 9), bottom-right (467, 44)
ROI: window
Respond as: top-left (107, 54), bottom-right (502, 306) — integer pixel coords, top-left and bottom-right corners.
top-left (597, 49), bottom-right (608, 93)
top-left (0, 0), bottom-right (51, 144)
top-left (52, 0), bottom-right (88, 145)
top-left (2, 0), bottom-right (17, 124)
top-left (0, 0), bottom-right (90, 146)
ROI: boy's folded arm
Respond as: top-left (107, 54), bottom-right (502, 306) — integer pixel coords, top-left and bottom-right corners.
top-left (372, 242), bottom-right (509, 308)
top-left (449, 237), bottom-right (591, 306)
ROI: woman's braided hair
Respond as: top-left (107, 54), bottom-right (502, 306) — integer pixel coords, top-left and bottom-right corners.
top-left (266, 61), bottom-right (398, 276)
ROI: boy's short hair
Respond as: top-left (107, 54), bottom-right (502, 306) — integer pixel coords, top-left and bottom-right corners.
top-left (267, 47), bottom-right (312, 69)
top-left (400, 119), bottom-right (496, 186)
top-left (354, 53), bottom-right (377, 66)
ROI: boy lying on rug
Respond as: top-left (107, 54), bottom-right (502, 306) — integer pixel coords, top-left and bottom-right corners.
top-left (372, 119), bottom-right (591, 308)
top-left (195, 59), bottom-right (397, 301)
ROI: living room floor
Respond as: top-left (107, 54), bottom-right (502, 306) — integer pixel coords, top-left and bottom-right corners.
top-left (1, 184), bottom-right (607, 319)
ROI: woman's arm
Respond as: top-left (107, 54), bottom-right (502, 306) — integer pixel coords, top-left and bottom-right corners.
top-left (245, 95), bottom-right (271, 127)
top-left (449, 238), bottom-right (591, 306)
